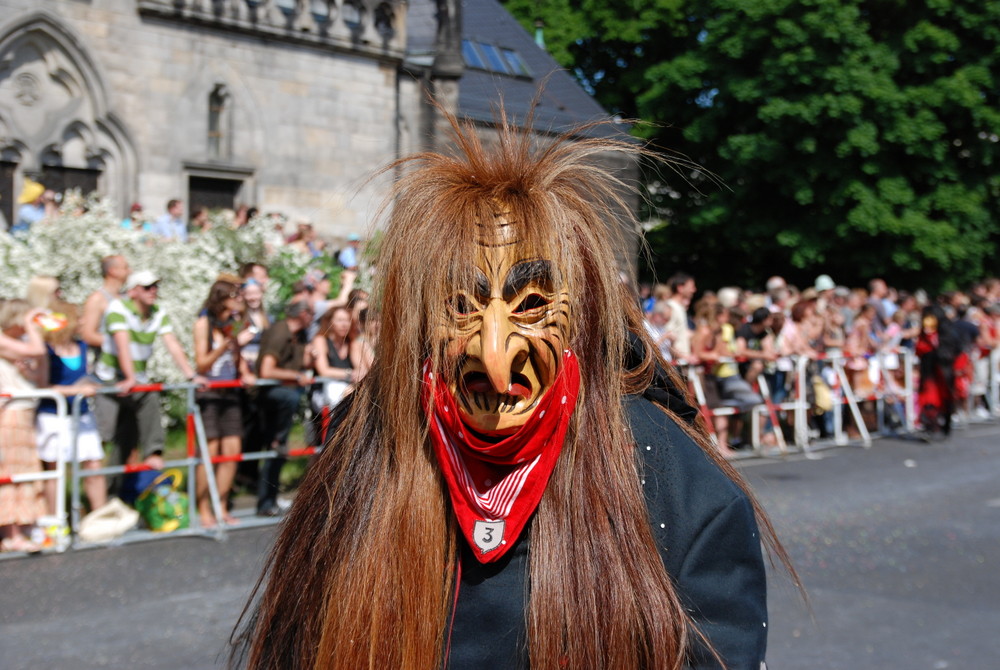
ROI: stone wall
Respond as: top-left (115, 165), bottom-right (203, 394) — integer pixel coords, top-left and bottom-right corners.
top-left (0, 0), bottom-right (405, 237)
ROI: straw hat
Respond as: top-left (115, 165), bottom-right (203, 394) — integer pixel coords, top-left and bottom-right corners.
top-left (18, 179), bottom-right (45, 204)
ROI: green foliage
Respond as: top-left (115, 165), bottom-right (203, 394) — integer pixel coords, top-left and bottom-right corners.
top-left (504, 0), bottom-right (1000, 293)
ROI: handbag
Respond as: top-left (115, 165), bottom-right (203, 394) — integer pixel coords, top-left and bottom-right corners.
top-left (78, 498), bottom-right (140, 543)
top-left (134, 468), bottom-right (190, 533)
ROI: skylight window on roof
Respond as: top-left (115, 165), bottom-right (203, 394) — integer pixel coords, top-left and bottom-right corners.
top-left (501, 48), bottom-right (530, 77)
top-left (462, 40), bottom-right (486, 69)
top-left (478, 43), bottom-right (510, 73)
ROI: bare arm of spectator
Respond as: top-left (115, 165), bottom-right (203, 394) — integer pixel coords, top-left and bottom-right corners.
top-left (0, 309), bottom-right (47, 360)
top-left (324, 270), bottom-right (358, 310)
top-left (193, 316), bottom-right (234, 375)
top-left (113, 329), bottom-right (138, 393)
top-left (689, 324), bottom-right (721, 366)
top-left (259, 352), bottom-right (311, 386)
top-left (349, 337), bottom-right (373, 381)
top-left (79, 292), bottom-right (107, 348)
top-left (735, 335), bottom-right (777, 361)
top-left (975, 313), bottom-right (997, 350)
top-left (50, 379), bottom-right (99, 397)
top-left (161, 331), bottom-right (202, 384)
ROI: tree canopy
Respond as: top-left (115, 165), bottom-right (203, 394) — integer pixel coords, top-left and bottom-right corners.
top-left (503, 0), bottom-right (1000, 292)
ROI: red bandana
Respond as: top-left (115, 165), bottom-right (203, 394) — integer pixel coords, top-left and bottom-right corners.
top-left (423, 350), bottom-right (581, 563)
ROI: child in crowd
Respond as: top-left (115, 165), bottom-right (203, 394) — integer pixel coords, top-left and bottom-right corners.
top-left (35, 301), bottom-right (107, 515)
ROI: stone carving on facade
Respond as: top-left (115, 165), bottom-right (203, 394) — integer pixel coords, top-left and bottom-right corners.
top-left (137, 0), bottom-right (407, 60)
top-left (0, 12), bottom-right (137, 203)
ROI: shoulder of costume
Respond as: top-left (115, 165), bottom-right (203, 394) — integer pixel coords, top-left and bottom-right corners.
top-left (623, 394), bottom-right (750, 570)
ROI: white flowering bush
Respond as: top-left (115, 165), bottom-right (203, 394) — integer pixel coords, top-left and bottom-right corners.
top-left (1, 193), bottom-right (361, 427)
top-left (0, 193), bottom-right (276, 422)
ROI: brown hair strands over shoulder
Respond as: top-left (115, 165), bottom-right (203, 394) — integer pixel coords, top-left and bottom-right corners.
top-left (231, 107), bottom-right (794, 670)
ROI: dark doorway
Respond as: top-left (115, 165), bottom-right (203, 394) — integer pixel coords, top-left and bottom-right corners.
top-left (0, 162), bottom-right (15, 230)
top-left (38, 166), bottom-right (101, 198)
top-left (188, 176), bottom-right (242, 215)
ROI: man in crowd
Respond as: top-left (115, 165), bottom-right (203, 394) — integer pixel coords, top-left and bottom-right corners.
top-left (643, 300), bottom-right (674, 361)
top-left (868, 277), bottom-right (893, 333)
top-left (766, 275), bottom-right (790, 313)
top-left (94, 270), bottom-right (203, 471)
top-left (153, 199), bottom-right (188, 242)
top-left (735, 307), bottom-right (778, 387)
top-left (80, 255), bottom-right (131, 355)
top-left (239, 261), bottom-right (270, 290)
top-left (665, 271), bottom-right (696, 359)
top-left (255, 300), bottom-right (314, 516)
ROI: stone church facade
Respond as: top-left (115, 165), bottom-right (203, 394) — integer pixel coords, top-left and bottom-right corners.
top-left (0, 0), bottom-right (635, 243)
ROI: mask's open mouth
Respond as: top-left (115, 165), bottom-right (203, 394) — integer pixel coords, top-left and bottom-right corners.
top-left (460, 370), bottom-right (533, 413)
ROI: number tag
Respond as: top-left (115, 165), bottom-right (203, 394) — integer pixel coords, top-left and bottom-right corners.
top-left (472, 520), bottom-right (505, 554)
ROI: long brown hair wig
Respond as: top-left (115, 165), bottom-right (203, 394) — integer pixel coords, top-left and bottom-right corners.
top-left (232, 111), bottom-right (790, 669)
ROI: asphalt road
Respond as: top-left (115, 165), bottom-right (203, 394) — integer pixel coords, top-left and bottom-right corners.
top-left (2, 422), bottom-right (998, 669)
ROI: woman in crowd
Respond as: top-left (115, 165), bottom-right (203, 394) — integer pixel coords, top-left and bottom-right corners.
top-left (35, 301), bottom-right (105, 515)
top-left (190, 207), bottom-right (211, 235)
top-left (239, 278), bottom-right (270, 372)
top-left (845, 302), bottom-right (880, 401)
top-left (311, 306), bottom-right (355, 402)
top-left (309, 305), bottom-right (355, 445)
top-left (0, 299), bottom-right (48, 552)
top-left (236, 277), bottom-right (270, 488)
top-left (690, 299), bottom-right (738, 456)
top-left (193, 280), bottom-right (256, 527)
top-left (346, 288), bottom-right (370, 341)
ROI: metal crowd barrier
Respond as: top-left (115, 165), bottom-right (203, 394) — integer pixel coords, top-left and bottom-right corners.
top-left (68, 381), bottom-right (224, 549)
top-left (675, 349), bottom-right (931, 458)
top-left (0, 390), bottom-right (69, 558)
top-left (67, 377), bottom-right (338, 548)
top-left (10, 344), bottom-right (1000, 556)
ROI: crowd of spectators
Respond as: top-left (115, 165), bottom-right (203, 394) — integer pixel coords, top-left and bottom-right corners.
top-left (0, 183), bottom-right (375, 551)
top-left (4, 181), bottom-right (1000, 551)
top-left (640, 272), bottom-right (1000, 458)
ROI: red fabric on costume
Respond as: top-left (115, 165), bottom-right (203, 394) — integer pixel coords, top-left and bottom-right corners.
top-left (423, 350), bottom-right (580, 563)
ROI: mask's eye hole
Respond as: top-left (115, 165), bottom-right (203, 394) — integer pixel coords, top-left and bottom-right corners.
top-left (449, 293), bottom-right (477, 315)
top-left (513, 293), bottom-right (550, 314)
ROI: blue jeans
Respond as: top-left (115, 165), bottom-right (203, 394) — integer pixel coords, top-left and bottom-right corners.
top-left (256, 385), bottom-right (304, 511)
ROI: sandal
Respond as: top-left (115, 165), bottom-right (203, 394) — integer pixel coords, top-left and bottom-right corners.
top-left (1, 536), bottom-right (42, 553)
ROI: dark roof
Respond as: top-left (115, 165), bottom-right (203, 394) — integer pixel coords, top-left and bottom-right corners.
top-left (407, 0), bottom-right (630, 140)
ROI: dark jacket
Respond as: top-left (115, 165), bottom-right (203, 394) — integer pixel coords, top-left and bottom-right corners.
top-left (448, 395), bottom-right (768, 669)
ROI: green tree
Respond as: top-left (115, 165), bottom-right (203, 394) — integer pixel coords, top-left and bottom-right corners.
top-left (504, 0), bottom-right (1000, 292)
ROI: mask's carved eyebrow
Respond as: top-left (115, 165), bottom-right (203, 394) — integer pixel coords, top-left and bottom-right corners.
top-left (503, 260), bottom-right (553, 302)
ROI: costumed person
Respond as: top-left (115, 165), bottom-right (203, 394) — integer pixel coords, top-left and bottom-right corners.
top-left (232, 113), bottom-right (792, 669)
top-left (915, 304), bottom-right (961, 436)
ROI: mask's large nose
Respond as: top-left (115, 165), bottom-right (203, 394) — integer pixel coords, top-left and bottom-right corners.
top-left (476, 299), bottom-right (526, 394)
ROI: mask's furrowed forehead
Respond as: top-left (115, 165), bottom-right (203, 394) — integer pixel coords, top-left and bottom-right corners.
top-left (474, 210), bottom-right (520, 249)
top-left (469, 207), bottom-right (564, 288)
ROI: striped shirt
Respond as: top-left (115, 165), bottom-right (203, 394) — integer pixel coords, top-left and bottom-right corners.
top-left (95, 298), bottom-right (173, 383)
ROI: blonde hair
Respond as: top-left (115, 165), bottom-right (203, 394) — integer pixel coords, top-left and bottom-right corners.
top-left (26, 275), bottom-right (59, 310)
top-left (0, 298), bottom-right (30, 330)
